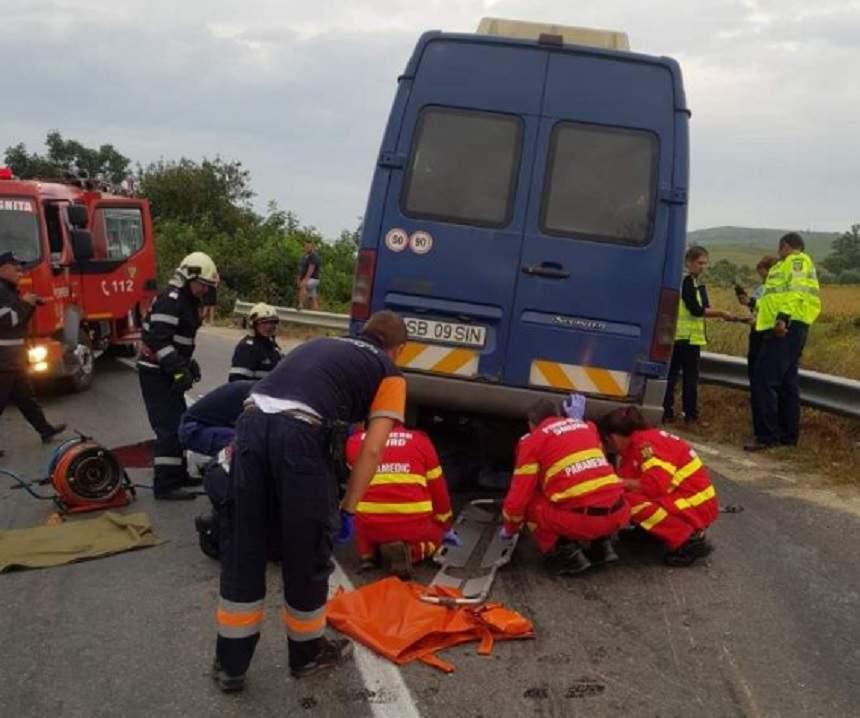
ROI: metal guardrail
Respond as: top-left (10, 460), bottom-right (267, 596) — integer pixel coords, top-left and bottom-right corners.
top-left (233, 300), bottom-right (860, 420)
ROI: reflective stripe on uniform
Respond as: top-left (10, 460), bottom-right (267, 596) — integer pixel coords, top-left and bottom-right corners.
top-left (640, 507), bottom-right (669, 531)
top-left (630, 502), bottom-right (650, 516)
top-left (156, 346), bottom-right (176, 359)
top-left (503, 510), bottom-right (523, 524)
top-left (0, 338), bottom-right (24, 346)
top-left (544, 448), bottom-right (607, 482)
top-left (282, 605), bottom-right (326, 642)
top-left (217, 598), bottom-right (264, 639)
top-left (642, 456), bottom-right (677, 476)
top-left (513, 462), bottom-right (539, 476)
top-left (369, 472), bottom-right (427, 487)
top-left (670, 457), bottom-right (704, 490)
top-left (0, 307), bottom-right (19, 326)
top-left (427, 466), bottom-right (443, 480)
top-left (435, 511), bottom-right (453, 523)
top-left (153, 456), bottom-right (183, 466)
top-left (137, 360), bottom-right (160, 369)
top-left (173, 334), bottom-right (195, 346)
top-left (548, 473), bottom-right (621, 503)
top-left (355, 500), bottom-right (433, 514)
top-left (150, 313), bottom-right (179, 325)
top-left (229, 367), bottom-right (255, 378)
top-left (674, 485), bottom-right (716, 511)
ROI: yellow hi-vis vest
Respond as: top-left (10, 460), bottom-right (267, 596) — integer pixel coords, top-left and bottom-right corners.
top-left (755, 251), bottom-right (821, 331)
top-left (675, 276), bottom-right (707, 346)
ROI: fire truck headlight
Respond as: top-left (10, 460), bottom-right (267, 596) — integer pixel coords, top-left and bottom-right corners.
top-left (28, 345), bottom-right (48, 364)
top-left (34, 362), bottom-right (49, 373)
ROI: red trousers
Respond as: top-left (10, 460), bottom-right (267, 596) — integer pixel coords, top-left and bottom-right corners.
top-left (355, 516), bottom-right (446, 564)
top-left (525, 493), bottom-right (631, 554)
top-left (626, 491), bottom-right (718, 550)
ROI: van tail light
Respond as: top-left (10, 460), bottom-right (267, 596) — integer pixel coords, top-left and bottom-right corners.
top-left (650, 287), bottom-right (679, 363)
top-left (350, 249), bottom-right (377, 321)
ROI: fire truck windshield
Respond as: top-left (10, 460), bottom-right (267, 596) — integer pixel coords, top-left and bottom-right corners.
top-left (0, 199), bottom-right (41, 264)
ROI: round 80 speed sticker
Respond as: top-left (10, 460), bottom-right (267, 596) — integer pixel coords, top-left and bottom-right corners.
top-left (409, 230), bottom-right (433, 255)
top-left (384, 228), bottom-right (409, 252)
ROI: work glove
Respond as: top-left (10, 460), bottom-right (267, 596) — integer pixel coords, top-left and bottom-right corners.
top-left (442, 529), bottom-right (463, 547)
top-left (335, 509), bottom-right (355, 544)
top-left (499, 526), bottom-right (517, 541)
top-left (562, 392), bottom-right (587, 421)
top-left (172, 367), bottom-right (194, 393)
top-left (189, 358), bottom-right (202, 383)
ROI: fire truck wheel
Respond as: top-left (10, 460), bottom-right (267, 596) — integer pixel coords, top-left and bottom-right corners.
top-left (63, 331), bottom-right (95, 393)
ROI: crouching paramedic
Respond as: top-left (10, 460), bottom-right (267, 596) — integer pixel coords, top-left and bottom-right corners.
top-left (138, 252), bottom-right (219, 500)
top-left (345, 423), bottom-right (454, 578)
top-left (599, 407), bottom-right (717, 566)
top-left (213, 310), bottom-right (408, 691)
top-left (501, 399), bottom-right (630, 577)
top-left (229, 303), bottom-right (282, 382)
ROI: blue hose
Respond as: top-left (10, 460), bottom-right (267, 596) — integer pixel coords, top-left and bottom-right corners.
top-left (0, 468), bottom-right (54, 500)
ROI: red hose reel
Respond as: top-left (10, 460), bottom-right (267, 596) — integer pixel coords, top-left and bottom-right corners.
top-left (47, 437), bottom-right (135, 514)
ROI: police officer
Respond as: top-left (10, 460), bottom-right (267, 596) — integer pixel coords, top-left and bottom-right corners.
top-left (746, 233), bottom-right (821, 451)
top-left (138, 252), bottom-right (219, 500)
top-left (0, 251), bottom-right (65, 455)
top-left (213, 310), bottom-right (408, 692)
top-left (228, 303), bottom-right (281, 382)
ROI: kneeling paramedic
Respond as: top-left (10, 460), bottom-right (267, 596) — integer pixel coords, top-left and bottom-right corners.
top-left (228, 303), bottom-right (282, 382)
top-left (137, 252), bottom-right (219, 500)
top-left (178, 380), bottom-right (256, 559)
top-left (599, 407), bottom-right (717, 566)
top-left (500, 396), bottom-right (629, 577)
top-left (214, 310), bottom-right (408, 691)
top-left (345, 422), bottom-right (456, 578)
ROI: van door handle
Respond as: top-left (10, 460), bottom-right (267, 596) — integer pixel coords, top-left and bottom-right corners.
top-left (521, 263), bottom-right (570, 279)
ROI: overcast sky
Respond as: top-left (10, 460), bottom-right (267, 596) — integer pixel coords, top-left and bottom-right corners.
top-left (2, 0), bottom-right (858, 238)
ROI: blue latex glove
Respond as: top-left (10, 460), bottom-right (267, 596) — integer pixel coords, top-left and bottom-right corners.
top-left (562, 392), bottom-right (587, 420)
top-left (335, 510), bottom-right (355, 544)
top-left (442, 529), bottom-right (463, 547)
top-left (499, 526), bottom-right (517, 541)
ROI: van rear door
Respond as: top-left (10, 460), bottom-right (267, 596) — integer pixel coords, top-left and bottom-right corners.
top-left (369, 39), bottom-right (548, 383)
top-left (504, 52), bottom-right (679, 400)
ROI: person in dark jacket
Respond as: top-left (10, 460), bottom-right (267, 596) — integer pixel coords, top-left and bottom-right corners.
top-left (735, 255), bottom-right (779, 384)
top-left (229, 303), bottom-right (282, 382)
top-left (0, 251), bottom-right (65, 456)
top-left (137, 251), bottom-right (219, 500)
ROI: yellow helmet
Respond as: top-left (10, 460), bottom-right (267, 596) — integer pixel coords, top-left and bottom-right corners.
top-left (248, 303), bottom-right (279, 324)
top-left (176, 252), bottom-right (220, 287)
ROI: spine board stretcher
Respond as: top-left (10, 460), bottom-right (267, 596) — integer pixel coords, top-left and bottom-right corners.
top-left (421, 499), bottom-right (518, 606)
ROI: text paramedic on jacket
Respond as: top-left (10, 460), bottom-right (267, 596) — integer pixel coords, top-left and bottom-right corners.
top-left (213, 310), bottom-right (408, 692)
top-left (501, 398), bottom-right (630, 577)
top-left (137, 252), bottom-right (219, 500)
top-left (345, 422), bottom-right (453, 577)
top-left (228, 303), bottom-right (282, 382)
top-left (600, 406), bottom-right (718, 567)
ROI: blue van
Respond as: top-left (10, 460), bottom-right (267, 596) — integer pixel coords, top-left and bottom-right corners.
top-left (350, 20), bottom-right (688, 424)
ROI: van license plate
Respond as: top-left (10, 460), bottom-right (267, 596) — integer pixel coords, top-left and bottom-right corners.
top-left (404, 317), bottom-right (487, 348)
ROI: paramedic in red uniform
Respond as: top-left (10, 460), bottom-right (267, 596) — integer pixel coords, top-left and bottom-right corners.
top-left (346, 423), bottom-right (454, 577)
top-left (501, 399), bottom-right (630, 576)
top-left (599, 406), bottom-right (717, 566)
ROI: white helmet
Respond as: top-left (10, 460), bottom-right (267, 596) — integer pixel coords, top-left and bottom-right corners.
top-left (175, 252), bottom-right (220, 287)
top-left (248, 302), bottom-right (279, 324)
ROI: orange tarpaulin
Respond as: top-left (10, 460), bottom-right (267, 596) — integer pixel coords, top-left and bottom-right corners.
top-left (326, 577), bottom-right (534, 672)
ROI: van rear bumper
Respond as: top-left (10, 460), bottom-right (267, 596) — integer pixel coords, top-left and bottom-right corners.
top-left (405, 372), bottom-right (666, 424)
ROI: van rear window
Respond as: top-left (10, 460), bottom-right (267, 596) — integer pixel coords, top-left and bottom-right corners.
top-left (402, 107), bottom-right (521, 228)
top-left (541, 123), bottom-right (657, 245)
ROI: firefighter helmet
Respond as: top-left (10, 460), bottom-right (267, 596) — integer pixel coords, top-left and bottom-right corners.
top-left (176, 252), bottom-right (220, 287)
top-left (248, 303), bottom-right (279, 324)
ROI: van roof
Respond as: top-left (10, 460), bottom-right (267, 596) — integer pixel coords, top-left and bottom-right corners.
top-left (476, 17), bottom-right (630, 51)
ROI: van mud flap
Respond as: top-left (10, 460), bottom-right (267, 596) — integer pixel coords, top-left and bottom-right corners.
top-left (420, 499), bottom-right (518, 606)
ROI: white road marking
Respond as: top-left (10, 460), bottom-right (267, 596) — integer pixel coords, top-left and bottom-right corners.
top-left (329, 561), bottom-right (422, 718)
top-left (118, 357), bottom-right (138, 371)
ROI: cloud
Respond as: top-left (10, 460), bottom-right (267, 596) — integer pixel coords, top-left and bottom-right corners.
top-left (1, 0), bottom-right (858, 235)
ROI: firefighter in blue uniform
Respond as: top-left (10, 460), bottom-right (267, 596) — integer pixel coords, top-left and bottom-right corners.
top-left (0, 251), bottom-right (65, 456)
top-left (228, 303), bottom-right (282, 382)
top-left (212, 310), bottom-right (408, 692)
top-left (137, 252), bottom-right (219, 500)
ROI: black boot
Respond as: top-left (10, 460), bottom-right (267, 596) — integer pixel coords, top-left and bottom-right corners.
top-left (195, 514), bottom-right (220, 559)
top-left (212, 658), bottom-right (245, 693)
top-left (585, 537), bottom-right (619, 567)
top-left (154, 487), bottom-right (198, 501)
top-left (40, 424), bottom-right (67, 443)
top-left (546, 542), bottom-right (592, 577)
top-left (664, 532), bottom-right (714, 567)
top-left (290, 637), bottom-right (354, 679)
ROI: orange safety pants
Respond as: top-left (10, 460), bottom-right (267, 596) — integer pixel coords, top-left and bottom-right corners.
top-left (356, 515), bottom-right (446, 565)
top-left (525, 493), bottom-right (631, 554)
top-left (625, 490), bottom-right (718, 550)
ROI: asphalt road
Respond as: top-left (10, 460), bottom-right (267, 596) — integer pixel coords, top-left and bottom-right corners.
top-left (2, 327), bottom-right (859, 717)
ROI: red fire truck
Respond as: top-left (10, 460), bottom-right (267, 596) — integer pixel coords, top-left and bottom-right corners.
top-left (0, 166), bottom-right (158, 390)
